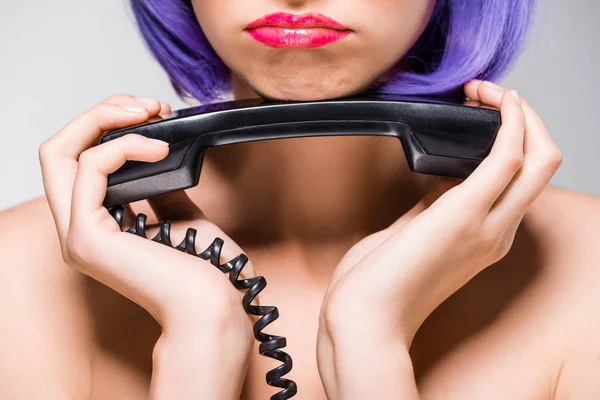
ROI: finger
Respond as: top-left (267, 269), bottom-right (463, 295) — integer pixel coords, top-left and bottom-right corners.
top-left (487, 98), bottom-right (562, 223)
top-left (464, 79), bottom-right (485, 101)
top-left (466, 81), bottom-right (563, 218)
top-left (74, 219), bottom-right (255, 319)
top-left (74, 203), bottom-right (259, 313)
top-left (418, 176), bottom-right (464, 209)
top-left (110, 209), bottom-right (259, 283)
top-left (457, 84), bottom-right (526, 214)
top-left (147, 190), bottom-right (206, 222)
top-left (159, 102), bottom-right (172, 118)
top-left (70, 134), bottom-right (170, 224)
top-left (104, 95), bottom-right (170, 124)
top-left (49, 98), bottom-right (159, 160)
top-left (39, 101), bottom-right (156, 242)
top-left (103, 94), bottom-right (162, 116)
top-left (387, 176), bottom-right (463, 230)
top-left (329, 177), bottom-right (459, 285)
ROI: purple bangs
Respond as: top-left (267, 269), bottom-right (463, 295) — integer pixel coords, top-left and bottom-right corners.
top-left (129, 0), bottom-right (537, 103)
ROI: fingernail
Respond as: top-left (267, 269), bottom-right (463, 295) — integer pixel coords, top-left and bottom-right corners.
top-left (510, 89), bottom-right (522, 104)
top-left (122, 104), bottom-right (147, 113)
top-left (149, 138), bottom-right (169, 147)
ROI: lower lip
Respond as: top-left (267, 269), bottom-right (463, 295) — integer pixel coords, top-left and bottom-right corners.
top-left (246, 27), bottom-right (351, 49)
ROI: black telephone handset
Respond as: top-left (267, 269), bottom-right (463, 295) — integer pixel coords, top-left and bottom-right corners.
top-left (100, 93), bottom-right (500, 207)
top-left (98, 94), bottom-right (500, 400)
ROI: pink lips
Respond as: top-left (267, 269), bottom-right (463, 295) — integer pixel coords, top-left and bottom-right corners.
top-left (245, 12), bottom-right (352, 49)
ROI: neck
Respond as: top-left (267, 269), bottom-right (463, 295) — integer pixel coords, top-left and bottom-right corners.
top-left (183, 75), bottom-right (435, 249)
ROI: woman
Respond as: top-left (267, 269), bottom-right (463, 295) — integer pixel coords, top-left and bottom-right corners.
top-left (1, 0), bottom-right (599, 399)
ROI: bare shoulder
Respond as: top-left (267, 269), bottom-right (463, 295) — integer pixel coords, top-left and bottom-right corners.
top-left (0, 197), bottom-right (92, 399)
top-left (0, 196), bottom-right (69, 280)
top-left (526, 184), bottom-right (600, 261)
top-left (526, 185), bottom-right (600, 398)
top-left (532, 183), bottom-right (600, 224)
top-left (525, 184), bottom-right (600, 309)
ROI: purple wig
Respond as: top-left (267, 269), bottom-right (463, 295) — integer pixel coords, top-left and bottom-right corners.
top-left (129, 0), bottom-right (537, 103)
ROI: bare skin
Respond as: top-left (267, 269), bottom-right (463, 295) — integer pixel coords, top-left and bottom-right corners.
top-left (2, 1), bottom-right (600, 397)
top-left (1, 87), bottom-right (599, 399)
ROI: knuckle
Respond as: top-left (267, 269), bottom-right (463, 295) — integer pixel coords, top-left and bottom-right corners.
top-left (504, 152), bottom-right (524, 173)
top-left (123, 133), bottom-right (146, 146)
top-left (38, 139), bottom-right (56, 162)
top-left (498, 89), bottom-right (511, 104)
top-left (110, 134), bottom-right (146, 157)
top-left (501, 88), bottom-right (517, 103)
top-left (64, 230), bottom-right (87, 267)
top-left (543, 147), bottom-right (563, 171)
top-left (77, 148), bottom-right (96, 165)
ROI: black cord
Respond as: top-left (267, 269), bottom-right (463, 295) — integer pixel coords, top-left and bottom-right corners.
top-left (109, 205), bottom-right (298, 399)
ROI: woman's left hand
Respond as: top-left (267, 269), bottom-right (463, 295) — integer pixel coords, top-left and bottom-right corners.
top-left (316, 80), bottom-right (563, 399)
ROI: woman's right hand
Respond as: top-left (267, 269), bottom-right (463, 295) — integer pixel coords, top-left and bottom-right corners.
top-left (38, 94), bottom-right (254, 399)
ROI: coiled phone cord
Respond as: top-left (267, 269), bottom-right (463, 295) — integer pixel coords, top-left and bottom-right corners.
top-left (109, 205), bottom-right (298, 400)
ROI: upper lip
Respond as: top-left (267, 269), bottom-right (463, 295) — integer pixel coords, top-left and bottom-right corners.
top-left (245, 12), bottom-right (351, 31)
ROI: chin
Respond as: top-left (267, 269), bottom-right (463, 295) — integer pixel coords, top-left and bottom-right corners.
top-left (243, 68), bottom-right (374, 101)
top-left (251, 81), bottom-right (370, 102)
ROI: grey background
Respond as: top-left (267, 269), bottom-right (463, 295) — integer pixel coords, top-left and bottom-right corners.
top-left (0, 0), bottom-right (598, 211)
